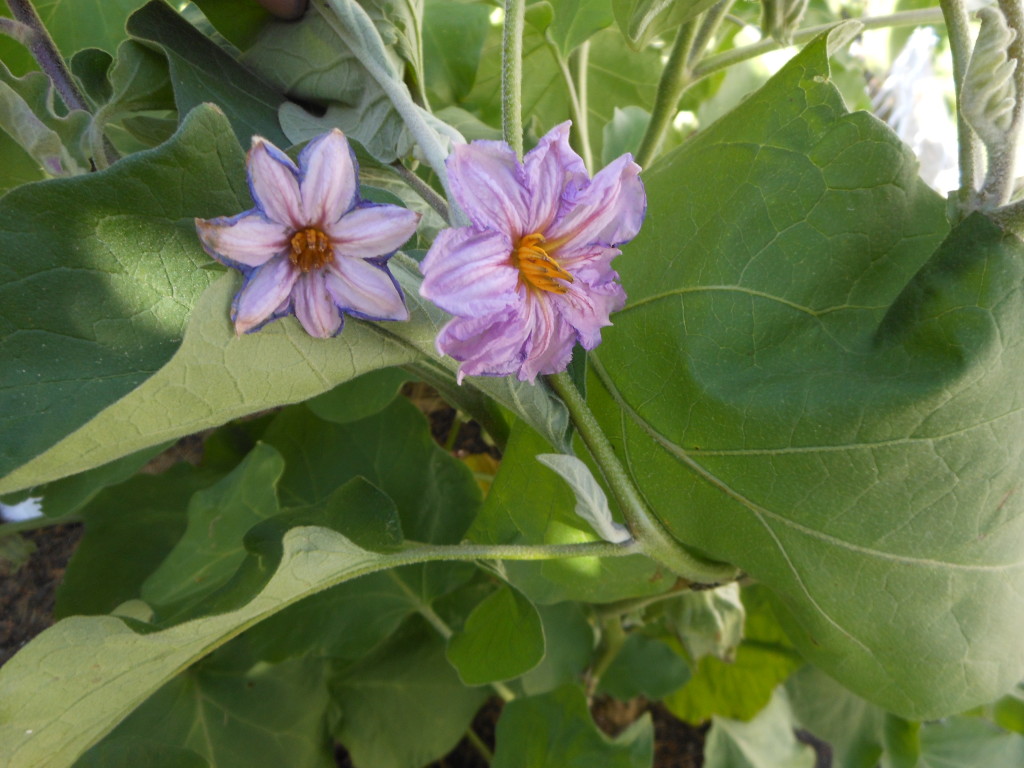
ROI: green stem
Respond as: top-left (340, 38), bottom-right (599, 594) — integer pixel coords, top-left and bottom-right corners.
top-left (586, 615), bottom-right (626, 696)
top-left (502, 0), bottom-right (526, 157)
top-left (693, 7), bottom-right (946, 81)
top-left (635, 20), bottom-right (698, 168)
top-left (465, 728), bottom-right (494, 763)
top-left (940, 0), bottom-right (980, 213)
top-left (389, 160), bottom-right (450, 224)
top-left (575, 40), bottom-right (593, 171)
top-left (546, 372), bottom-right (738, 583)
top-left (687, 0), bottom-right (736, 69)
top-left (594, 581), bottom-right (696, 620)
top-left (551, 45), bottom-right (591, 171)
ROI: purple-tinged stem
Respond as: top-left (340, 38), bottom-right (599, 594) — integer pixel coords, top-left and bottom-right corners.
top-left (6, 0), bottom-right (89, 113)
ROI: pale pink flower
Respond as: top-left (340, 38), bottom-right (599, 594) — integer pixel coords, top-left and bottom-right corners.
top-left (419, 123), bottom-right (645, 382)
top-left (196, 130), bottom-right (420, 337)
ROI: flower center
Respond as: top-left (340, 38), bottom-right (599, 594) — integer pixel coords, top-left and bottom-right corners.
top-left (512, 233), bottom-right (573, 294)
top-left (289, 227), bottom-right (333, 272)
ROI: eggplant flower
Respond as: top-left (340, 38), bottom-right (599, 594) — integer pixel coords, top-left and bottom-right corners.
top-left (196, 130), bottom-right (420, 337)
top-left (420, 122), bottom-right (645, 382)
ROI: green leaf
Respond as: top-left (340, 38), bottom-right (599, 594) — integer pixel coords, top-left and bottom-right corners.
top-left (126, 1), bottom-right (288, 146)
top-left (99, 40), bottom-right (175, 119)
top-left (0, 526), bottom-right (460, 768)
top-left (703, 688), bottom-right (816, 768)
top-left (330, 616), bottom-right (489, 768)
top-left (70, 49), bottom-right (115, 108)
top-left (75, 742), bottom-right (209, 768)
top-left (918, 717), bottom-right (1024, 768)
top-left (0, 127), bottom-right (45, 193)
top-left (190, 0), bottom-right (274, 50)
top-left (468, 421), bottom-right (667, 604)
top-left (602, 105), bottom-right (650, 167)
top-left (79, 656), bottom-right (333, 768)
top-left (597, 633), bottom-right (690, 700)
top-left (612, 0), bottom-right (717, 50)
top-left (140, 443), bottom-right (285, 608)
top-left (492, 685), bottom-right (654, 768)
top-left (446, 583), bottom-right (545, 685)
top-left (589, 30), bottom-right (1024, 718)
top-left (305, 368), bottom-right (410, 424)
top-left (520, 602), bottom-right (593, 696)
top-left (0, 104), bottom-right (247, 488)
top-left (665, 582), bottom-right (745, 662)
top-left (665, 587), bottom-right (801, 723)
top-left (422, 0), bottom-right (491, 103)
top-left (55, 463), bottom-right (219, 617)
top-left (0, 531), bottom-right (35, 572)
top-left (548, 0), bottom-right (614, 57)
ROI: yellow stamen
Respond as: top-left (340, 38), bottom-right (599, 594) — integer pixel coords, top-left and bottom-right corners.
top-left (289, 227), bottom-right (333, 272)
top-left (512, 233), bottom-right (573, 294)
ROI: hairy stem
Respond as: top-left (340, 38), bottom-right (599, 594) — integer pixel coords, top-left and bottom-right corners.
top-left (982, 0), bottom-right (1024, 208)
top-left (940, 0), bottom-right (981, 213)
top-left (586, 614), bottom-right (626, 697)
top-left (6, 0), bottom-right (88, 113)
top-left (635, 20), bottom-right (698, 168)
top-left (688, 0), bottom-right (736, 69)
top-left (575, 40), bottom-right (593, 171)
top-left (546, 371), bottom-right (738, 583)
top-left (502, 0), bottom-right (526, 157)
top-left (389, 160), bottom-right (451, 223)
top-left (693, 7), bottom-right (946, 80)
top-left (552, 44), bottom-right (591, 171)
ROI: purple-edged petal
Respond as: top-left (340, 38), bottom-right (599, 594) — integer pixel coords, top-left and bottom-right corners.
top-left (448, 140), bottom-right (528, 236)
top-left (556, 280), bottom-right (626, 349)
top-left (195, 211), bottom-right (289, 268)
top-left (294, 270), bottom-right (343, 337)
top-left (298, 130), bottom-right (358, 226)
top-left (420, 227), bottom-right (519, 315)
top-left (546, 153), bottom-right (646, 250)
top-left (329, 204), bottom-right (421, 259)
top-left (436, 309), bottom-right (529, 381)
top-left (522, 122), bottom-right (588, 234)
top-left (248, 138), bottom-right (304, 228)
top-left (233, 254), bottom-right (299, 334)
top-left (325, 257), bottom-right (409, 321)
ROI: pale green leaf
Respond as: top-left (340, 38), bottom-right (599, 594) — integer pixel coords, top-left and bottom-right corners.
top-left (548, 0), bottom-right (614, 57)
top-left (703, 688), bottom-right (816, 768)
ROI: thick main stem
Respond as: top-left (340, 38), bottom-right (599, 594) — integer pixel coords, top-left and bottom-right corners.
top-left (502, 0), bottom-right (526, 158)
top-left (546, 372), bottom-right (738, 583)
top-left (635, 20), bottom-right (698, 168)
top-left (940, 0), bottom-right (980, 213)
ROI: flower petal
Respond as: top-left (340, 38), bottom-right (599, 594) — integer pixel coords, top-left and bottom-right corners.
top-left (233, 254), bottom-right (299, 334)
top-left (298, 129), bottom-right (358, 226)
top-left (546, 153), bottom-right (646, 251)
top-left (436, 309), bottom-right (530, 382)
top-left (519, 293), bottom-right (577, 381)
top-left (195, 211), bottom-right (289, 268)
top-left (325, 257), bottom-right (409, 321)
top-left (420, 227), bottom-right (519, 315)
top-left (248, 137), bottom-right (304, 228)
top-left (294, 270), bottom-right (343, 337)
top-left (556, 279), bottom-right (626, 349)
top-left (522, 122), bottom-right (588, 234)
top-left (448, 140), bottom-right (528, 236)
top-left (329, 203), bottom-right (421, 259)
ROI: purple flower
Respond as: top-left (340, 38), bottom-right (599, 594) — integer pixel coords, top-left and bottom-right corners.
top-left (419, 122), bottom-right (645, 382)
top-left (196, 130), bottom-right (420, 337)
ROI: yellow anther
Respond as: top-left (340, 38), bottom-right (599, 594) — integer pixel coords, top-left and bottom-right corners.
top-left (289, 227), bottom-right (333, 272)
top-left (512, 233), bottom-right (573, 294)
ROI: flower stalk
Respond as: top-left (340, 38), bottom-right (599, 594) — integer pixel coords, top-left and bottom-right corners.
top-left (6, 0), bottom-right (89, 114)
top-left (502, 0), bottom-right (526, 158)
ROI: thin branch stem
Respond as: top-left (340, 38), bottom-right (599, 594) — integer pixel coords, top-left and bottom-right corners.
top-left (940, 0), bottom-right (980, 213)
top-left (586, 614), bottom-right (625, 697)
top-left (688, 0), bottom-right (736, 69)
top-left (0, 511), bottom-right (79, 536)
top-left (389, 160), bottom-right (450, 224)
top-left (502, 0), bottom-right (526, 157)
top-left (693, 7), bottom-right (947, 81)
top-left (635, 20), bottom-right (698, 168)
top-left (575, 40), bottom-right (593, 171)
top-left (0, 16), bottom-right (32, 45)
top-left (6, 0), bottom-right (89, 113)
top-left (464, 728), bottom-right (494, 763)
top-left (546, 371), bottom-right (738, 583)
top-left (552, 44), bottom-right (592, 171)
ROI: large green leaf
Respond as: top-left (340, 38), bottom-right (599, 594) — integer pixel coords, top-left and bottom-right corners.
top-left (0, 104), bottom-right (246, 485)
top-left (589, 30), bottom-right (1024, 718)
top-left (491, 685), bottom-right (654, 768)
top-left (0, 526), bottom-right (477, 768)
top-left (126, 1), bottom-right (288, 146)
top-left (77, 657), bottom-right (333, 768)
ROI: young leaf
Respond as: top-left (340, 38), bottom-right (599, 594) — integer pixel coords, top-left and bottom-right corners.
top-left (305, 368), bottom-right (410, 424)
top-left (446, 583), bottom-right (545, 685)
top-left (536, 453), bottom-right (630, 543)
top-left (491, 685), bottom-right (654, 768)
top-left (703, 688), bottom-right (816, 768)
top-left (330, 616), bottom-right (489, 768)
top-left (588, 28), bottom-right (1024, 718)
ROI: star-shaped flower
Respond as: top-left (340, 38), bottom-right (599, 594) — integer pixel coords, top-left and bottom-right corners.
top-left (419, 122), bottom-right (645, 382)
top-left (196, 130), bottom-right (420, 337)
